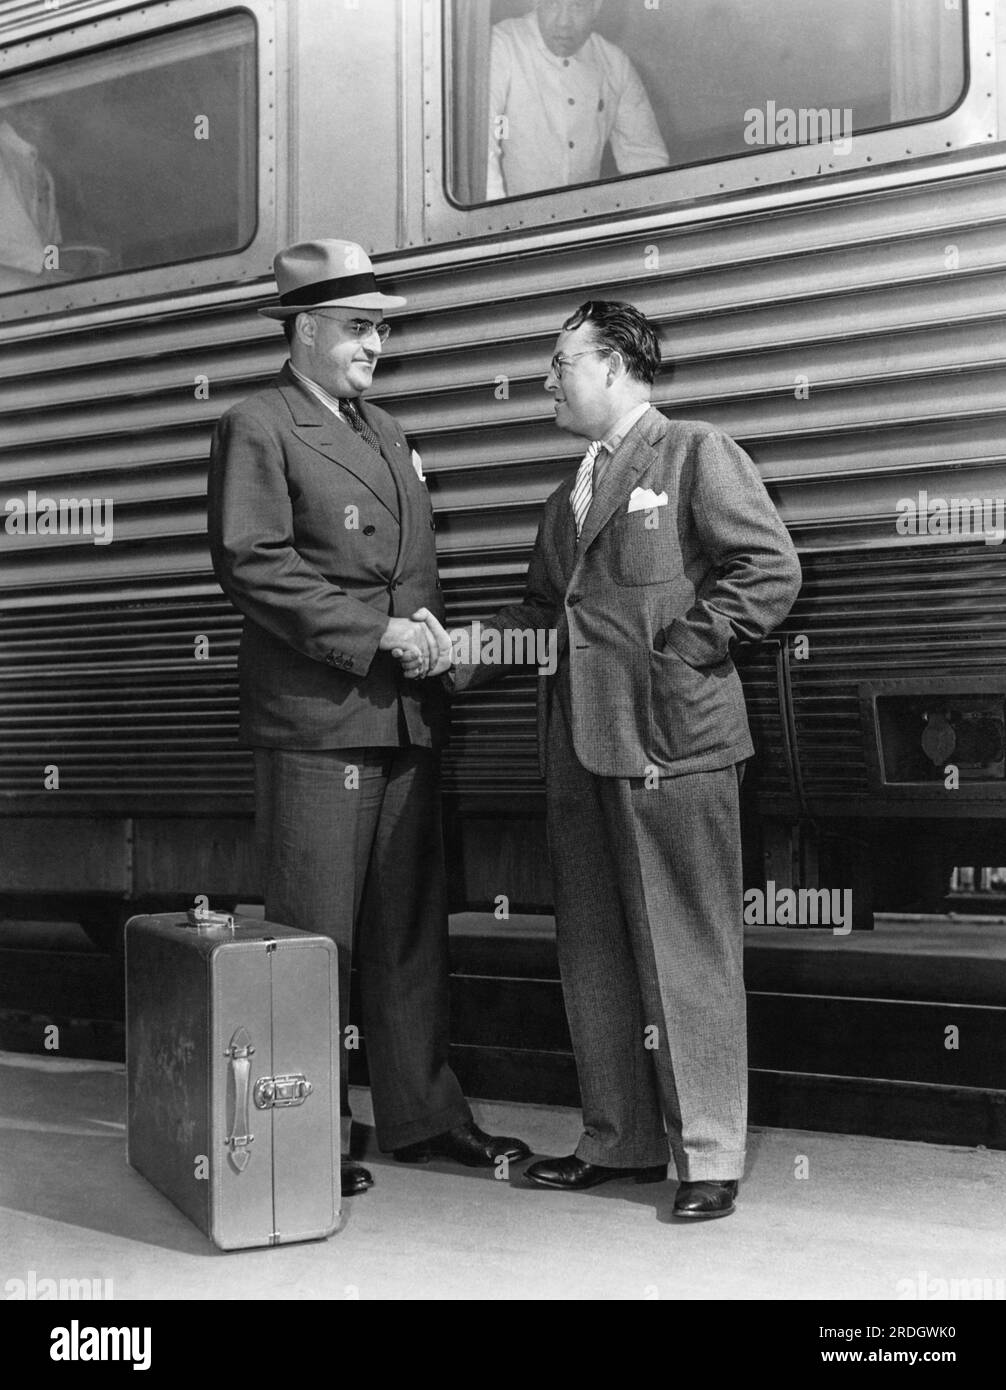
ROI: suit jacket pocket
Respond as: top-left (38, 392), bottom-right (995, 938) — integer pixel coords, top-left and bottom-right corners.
top-left (648, 645), bottom-right (746, 763)
top-left (606, 511), bottom-right (678, 586)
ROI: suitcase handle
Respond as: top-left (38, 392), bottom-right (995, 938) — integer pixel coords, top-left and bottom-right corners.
top-left (187, 906), bottom-right (236, 933)
top-left (224, 1026), bottom-right (255, 1172)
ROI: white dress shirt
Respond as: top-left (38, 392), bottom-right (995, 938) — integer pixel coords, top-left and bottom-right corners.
top-left (591, 399), bottom-right (653, 489)
top-left (0, 121), bottom-right (61, 276)
top-left (487, 12), bottom-right (668, 200)
top-left (571, 400), bottom-right (654, 537)
top-left (599, 400), bottom-right (653, 460)
top-left (289, 360), bottom-right (346, 419)
top-left (288, 360), bottom-right (427, 482)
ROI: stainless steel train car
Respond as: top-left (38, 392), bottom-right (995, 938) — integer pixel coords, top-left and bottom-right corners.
top-left (1, 0), bottom-right (1005, 1134)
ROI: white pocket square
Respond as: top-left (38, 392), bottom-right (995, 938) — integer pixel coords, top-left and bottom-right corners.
top-left (627, 487), bottom-right (668, 513)
top-left (411, 448), bottom-right (426, 482)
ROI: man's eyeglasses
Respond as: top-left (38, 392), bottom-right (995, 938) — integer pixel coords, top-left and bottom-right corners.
top-left (548, 348), bottom-right (608, 379)
top-left (314, 313), bottom-right (391, 343)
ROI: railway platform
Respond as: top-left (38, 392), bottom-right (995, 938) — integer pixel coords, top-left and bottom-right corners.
top-left (1, 1052), bottom-right (1003, 1302)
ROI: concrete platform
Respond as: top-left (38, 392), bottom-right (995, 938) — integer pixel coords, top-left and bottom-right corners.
top-left (1, 1051), bottom-right (1003, 1301)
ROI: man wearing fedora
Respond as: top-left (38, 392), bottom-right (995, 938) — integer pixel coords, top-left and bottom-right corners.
top-left (208, 239), bottom-right (530, 1196)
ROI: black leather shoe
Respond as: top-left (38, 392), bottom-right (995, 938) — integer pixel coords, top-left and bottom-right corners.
top-left (393, 1121), bottom-right (531, 1167)
top-left (672, 1178), bottom-right (738, 1220)
top-left (525, 1154), bottom-right (666, 1191)
top-left (340, 1160), bottom-right (374, 1196)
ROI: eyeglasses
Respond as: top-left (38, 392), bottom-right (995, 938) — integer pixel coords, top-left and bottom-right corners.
top-left (313, 313), bottom-right (391, 343)
top-left (548, 348), bottom-right (608, 379)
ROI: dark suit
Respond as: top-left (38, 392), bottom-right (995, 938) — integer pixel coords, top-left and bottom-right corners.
top-left (458, 407), bottom-right (801, 1178)
top-left (208, 364), bottom-right (470, 1150)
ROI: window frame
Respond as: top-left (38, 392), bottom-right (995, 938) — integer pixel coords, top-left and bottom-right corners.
top-left (0, 0), bottom-right (278, 320)
top-left (426, 0), bottom-right (998, 243)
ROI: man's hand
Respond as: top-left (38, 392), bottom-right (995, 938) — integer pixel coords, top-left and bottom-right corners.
top-left (380, 616), bottom-right (438, 679)
top-left (413, 609), bottom-right (453, 678)
top-left (380, 611), bottom-right (453, 680)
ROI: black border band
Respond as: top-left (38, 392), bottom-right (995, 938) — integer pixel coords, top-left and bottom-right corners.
top-left (280, 272), bottom-right (381, 306)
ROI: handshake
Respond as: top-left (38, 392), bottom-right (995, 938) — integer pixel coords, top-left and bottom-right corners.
top-left (379, 608), bottom-right (455, 680)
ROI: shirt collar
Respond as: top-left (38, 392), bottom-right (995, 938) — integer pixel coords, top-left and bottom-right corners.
top-left (600, 401), bottom-right (651, 455)
top-left (288, 360), bottom-right (345, 418)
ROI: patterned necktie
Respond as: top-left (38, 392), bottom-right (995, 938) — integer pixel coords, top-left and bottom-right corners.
top-left (570, 440), bottom-right (605, 537)
top-left (339, 398), bottom-right (384, 457)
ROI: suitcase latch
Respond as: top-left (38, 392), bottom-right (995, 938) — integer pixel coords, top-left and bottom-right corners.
top-left (253, 1074), bottom-right (313, 1109)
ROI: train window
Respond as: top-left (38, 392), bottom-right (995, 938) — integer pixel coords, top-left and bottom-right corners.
top-left (448, 0), bottom-right (967, 207)
top-left (0, 11), bottom-right (256, 297)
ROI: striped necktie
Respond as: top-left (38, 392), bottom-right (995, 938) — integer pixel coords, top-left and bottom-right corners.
top-left (339, 398), bottom-right (384, 457)
top-left (570, 440), bottom-right (605, 537)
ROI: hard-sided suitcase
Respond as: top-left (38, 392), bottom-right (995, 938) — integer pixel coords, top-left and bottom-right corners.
top-left (125, 907), bottom-right (340, 1250)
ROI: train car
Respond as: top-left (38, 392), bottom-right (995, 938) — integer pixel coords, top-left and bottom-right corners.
top-left (1, 0), bottom-right (1005, 1141)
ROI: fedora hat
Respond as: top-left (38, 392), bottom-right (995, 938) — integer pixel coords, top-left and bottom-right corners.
top-left (258, 238), bottom-right (406, 319)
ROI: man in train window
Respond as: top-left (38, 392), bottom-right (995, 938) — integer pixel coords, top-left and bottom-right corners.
top-left (207, 239), bottom-right (530, 1199)
top-left (0, 108), bottom-right (61, 289)
top-left (487, 0), bottom-right (668, 200)
top-left (434, 301), bottom-right (801, 1218)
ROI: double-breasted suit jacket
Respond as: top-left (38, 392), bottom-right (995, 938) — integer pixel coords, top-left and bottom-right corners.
top-left (207, 362), bottom-right (447, 751)
top-left (207, 362), bottom-right (470, 1152)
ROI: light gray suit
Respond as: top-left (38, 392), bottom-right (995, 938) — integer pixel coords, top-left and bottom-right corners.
top-left (458, 407), bottom-right (801, 1178)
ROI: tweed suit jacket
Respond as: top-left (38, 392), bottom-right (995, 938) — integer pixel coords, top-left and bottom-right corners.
top-left (207, 363), bottom-right (447, 749)
top-left (460, 407), bottom-right (801, 777)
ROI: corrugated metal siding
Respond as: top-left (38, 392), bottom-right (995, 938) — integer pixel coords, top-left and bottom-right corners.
top-left (749, 543), bottom-right (1006, 813)
top-left (1, 167), bottom-right (1005, 808)
top-left (0, 0), bottom-right (98, 36)
top-left (0, 598), bottom-right (245, 803)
